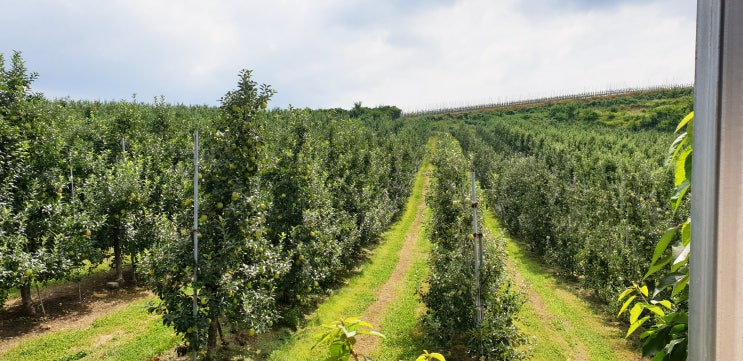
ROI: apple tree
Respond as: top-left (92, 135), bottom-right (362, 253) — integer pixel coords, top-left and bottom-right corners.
top-left (145, 70), bottom-right (288, 360)
top-left (0, 51), bottom-right (97, 315)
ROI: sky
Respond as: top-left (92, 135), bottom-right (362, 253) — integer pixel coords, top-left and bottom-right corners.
top-left (0, 0), bottom-right (697, 112)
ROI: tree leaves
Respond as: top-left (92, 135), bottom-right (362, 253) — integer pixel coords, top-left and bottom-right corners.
top-left (617, 112), bottom-right (692, 360)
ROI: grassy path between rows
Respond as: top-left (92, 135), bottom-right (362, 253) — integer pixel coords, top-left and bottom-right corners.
top-left (269, 138), bottom-right (433, 361)
top-left (481, 212), bottom-right (644, 361)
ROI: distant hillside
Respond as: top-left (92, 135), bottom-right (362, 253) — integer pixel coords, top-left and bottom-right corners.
top-left (408, 86), bottom-right (693, 132)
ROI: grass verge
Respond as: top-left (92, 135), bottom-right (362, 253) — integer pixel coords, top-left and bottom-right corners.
top-left (481, 211), bottom-right (643, 361)
top-left (0, 297), bottom-right (178, 361)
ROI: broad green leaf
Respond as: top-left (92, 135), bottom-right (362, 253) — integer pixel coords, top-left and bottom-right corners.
top-left (618, 295), bottom-right (637, 316)
top-left (642, 323), bottom-right (673, 356)
top-left (672, 274), bottom-right (689, 297)
top-left (645, 255), bottom-right (672, 280)
top-left (676, 112), bottom-right (694, 133)
top-left (640, 285), bottom-right (649, 297)
top-left (651, 299), bottom-right (673, 310)
top-left (674, 148), bottom-right (691, 187)
top-left (618, 287), bottom-right (634, 302)
top-left (650, 226), bottom-right (679, 264)
top-left (344, 316), bottom-right (360, 323)
top-left (652, 349), bottom-right (668, 361)
top-left (328, 342), bottom-right (347, 358)
top-left (671, 243), bottom-right (690, 272)
top-left (681, 219), bottom-right (690, 246)
top-left (312, 331), bottom-right (335, 349)
top-left (687, 118), bottom-right (694, 144)
top-left (627, 316), bottom-right (651, 338)
top-left (664, 311), bottom-right (688, 325)
top-left (416, 351), bottom-right (446, 361)
top-left (671, 323), bottom-right (688, 334)
top-left (356, 320), bottom-right (374, 329)
top-left (630, 302), bottom-right (644, 324)
top-left (667, 132), bottom-right (687, 164)
top-left (644, 304), bottom-right (666, 317)
top-left (655, 274), bottom-right (685, 296)
top-left (664, 338), bottom-right (686, 358)
top-left (671, 180), bottom-right (690, 213)
top-left (684, 151), bottom-right (693, 183)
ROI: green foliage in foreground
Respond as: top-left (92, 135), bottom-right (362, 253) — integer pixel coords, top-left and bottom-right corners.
top-left (618, 112), bottom-right (692, 361)
top-left (312, 316), bottom-right (386, 361)
top-left (313, 317), bottom-right (446, 361)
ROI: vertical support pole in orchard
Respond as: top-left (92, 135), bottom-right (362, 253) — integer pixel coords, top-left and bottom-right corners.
top-left (471, 172), bottom-right (483, 325)
top-left (192, 131), bottom-right (199, 361)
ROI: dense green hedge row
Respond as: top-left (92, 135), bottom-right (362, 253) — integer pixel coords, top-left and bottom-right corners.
top-left (421, 133), bottom-right (527, 360)
top-left (0, 53), bottom-right (428, 357)
top-left (445, 92), bottom-right (690, 304)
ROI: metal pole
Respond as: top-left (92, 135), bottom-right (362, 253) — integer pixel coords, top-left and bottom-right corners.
top-left (192, 131), bottom-right (199, 361)
top-left (471, 172), bottom-right (483, 325)
top-left (69, 150), bottom-right (75, 201)
top-left (692, 0), bottom-right (743, 359)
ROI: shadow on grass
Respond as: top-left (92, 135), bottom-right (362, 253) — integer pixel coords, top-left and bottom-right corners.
top-left (0, 268), bottom-right (149, 341)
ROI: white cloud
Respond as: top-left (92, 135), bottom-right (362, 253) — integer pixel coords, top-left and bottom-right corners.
top-left (0, 0), bottom-right (695, 110)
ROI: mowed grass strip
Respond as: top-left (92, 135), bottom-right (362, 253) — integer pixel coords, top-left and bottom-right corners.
top-left (370, 199), bottom-right (432, 361)
top-left (269, 143), bottom-right (431, 361)
top-left (481, 212), bottom-right (643, 361)
top-left (0, 297), bottom-right (178, 361)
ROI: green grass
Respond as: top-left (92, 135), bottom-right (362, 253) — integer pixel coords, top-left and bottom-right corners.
top-left (481, 212), bottom-right (642, 361)
top-left (268, 142), bottom-right (432, 361)
top-left (0, 297), bottom-right (179, 361)
top-left (370, 162), bottom-right (432, 361)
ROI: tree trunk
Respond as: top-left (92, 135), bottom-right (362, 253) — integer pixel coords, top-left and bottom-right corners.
top-left (114, 232), bottom-right (124, 285)
top-left (207, 316), bottom-right (219, 360)
top-left (130, 251), bottom-right (137, 284)
top-left (20, 281), bottom-right (36, 316)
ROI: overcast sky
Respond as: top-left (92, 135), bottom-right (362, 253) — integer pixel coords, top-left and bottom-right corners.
top-left (0, 0), bottom-right (696, 111)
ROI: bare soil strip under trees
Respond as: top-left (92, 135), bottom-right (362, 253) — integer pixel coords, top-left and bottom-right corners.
top-left (0, 269), bottom-right (151, 354)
